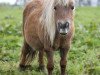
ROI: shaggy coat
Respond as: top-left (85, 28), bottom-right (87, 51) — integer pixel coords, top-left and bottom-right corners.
top-left (19, 0), bottom-right (75, 75)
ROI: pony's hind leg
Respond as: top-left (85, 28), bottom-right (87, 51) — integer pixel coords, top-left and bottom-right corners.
top-left (19, 41), bottom-right (36, 70)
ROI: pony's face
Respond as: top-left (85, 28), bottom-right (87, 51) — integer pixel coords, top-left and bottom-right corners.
top-left (54, 1), bottom-right (75, 35)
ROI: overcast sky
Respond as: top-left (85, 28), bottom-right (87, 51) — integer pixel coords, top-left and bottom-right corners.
top-left (0, 0), bottom-right (16, 5)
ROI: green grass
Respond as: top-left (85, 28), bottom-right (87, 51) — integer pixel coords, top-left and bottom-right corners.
top-left (0, 6), bottom-right (100, 75)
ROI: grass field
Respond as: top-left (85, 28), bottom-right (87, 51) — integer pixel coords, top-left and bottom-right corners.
top-left (0, 6), bottom-right (100, 75)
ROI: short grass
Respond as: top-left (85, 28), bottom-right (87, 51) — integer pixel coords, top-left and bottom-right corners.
top-left (0, 6), bottom-right (100, 75)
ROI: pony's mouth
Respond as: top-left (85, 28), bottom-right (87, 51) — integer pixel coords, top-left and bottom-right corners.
top-left (59, 28), bottom-right (69, 35)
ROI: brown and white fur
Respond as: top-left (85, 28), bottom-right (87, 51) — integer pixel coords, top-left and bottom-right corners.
top-left (19, 0), bottom-right (75, 75)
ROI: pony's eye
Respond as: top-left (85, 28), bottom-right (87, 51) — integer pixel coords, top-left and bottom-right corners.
top-left (71, 6), bottom-right (74, 10)
top-left (54, 6), bottom-right (57, 10)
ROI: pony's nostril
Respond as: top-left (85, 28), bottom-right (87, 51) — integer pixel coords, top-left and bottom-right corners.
top-left (58, 22), bottom-right (62, 26)
top-left (58, 21), bottom-right (70, 29)
top-left (62, 22), bottom-right (69, 29)
top-left (58, 22), bottom-right (63, 29)
top-left (65, 22), bottom-right (69, 28)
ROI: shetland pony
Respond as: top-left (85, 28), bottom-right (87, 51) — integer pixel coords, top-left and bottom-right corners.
top-left (19, 0), bottom-right (75, 75)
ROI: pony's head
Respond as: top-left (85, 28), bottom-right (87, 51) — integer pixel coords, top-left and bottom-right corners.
top-left (40, 0), bottom-right (75, 45)
top-left (54, 0), bottom-right (75, 35)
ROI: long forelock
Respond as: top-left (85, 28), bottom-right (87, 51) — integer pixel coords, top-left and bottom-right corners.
top-left (40, 0), bottom-right (70, 45)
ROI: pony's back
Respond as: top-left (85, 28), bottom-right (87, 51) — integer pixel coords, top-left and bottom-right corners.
top-left (23, 0), bottom-right (42, 25)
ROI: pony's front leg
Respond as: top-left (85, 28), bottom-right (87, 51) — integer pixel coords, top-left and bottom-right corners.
top-left (60, 47), bottom-right (69, 75)
top-left (38, 50), bottom-right (45, 71)
top-left (45, 50), bottom-right (54, 75)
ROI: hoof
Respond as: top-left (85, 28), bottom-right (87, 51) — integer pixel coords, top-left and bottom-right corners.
top-left (38, 65), bottom-right (45, 71)
top-left (37, 66), bottom-right (47, 75)
top-left (19, 64), bottom-right (33, 71)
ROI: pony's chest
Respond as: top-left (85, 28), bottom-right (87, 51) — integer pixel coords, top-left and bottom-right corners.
top-left (53, 35), bottom-right (68, 50)
top-left (53, 39), bottom-right (60, 50)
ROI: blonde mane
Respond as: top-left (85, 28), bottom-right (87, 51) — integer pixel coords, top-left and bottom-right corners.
top-left (40, 0), bottom-right (71, 45)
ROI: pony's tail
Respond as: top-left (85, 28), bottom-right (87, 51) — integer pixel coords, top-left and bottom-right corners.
top-left (19, 41), bottom-right (37, 70)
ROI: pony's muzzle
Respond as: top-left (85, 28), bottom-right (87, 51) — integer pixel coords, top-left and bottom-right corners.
top-left (58, 22), bottom-right (70, 35)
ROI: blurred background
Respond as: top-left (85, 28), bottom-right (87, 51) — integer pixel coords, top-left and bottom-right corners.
top-left (0, 0), bottom-right (100, 6)
top-left (0, 0), bottom-right (100, 75)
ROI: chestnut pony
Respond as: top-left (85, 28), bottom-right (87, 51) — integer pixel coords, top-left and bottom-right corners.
top-left (19, 0), bottom-right (75, 75)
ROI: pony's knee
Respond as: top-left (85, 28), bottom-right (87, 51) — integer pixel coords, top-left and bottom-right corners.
top-left (60, 60), bottom-right (67, 67)
top-left (47, 63), bottom-right (54, 71)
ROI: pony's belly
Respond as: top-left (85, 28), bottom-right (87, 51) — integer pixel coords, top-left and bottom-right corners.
top-left (25, 34), bottom-right (43, 50)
